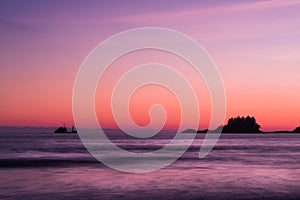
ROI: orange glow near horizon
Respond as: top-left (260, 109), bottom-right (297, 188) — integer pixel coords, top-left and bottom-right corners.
top-left (95, 49), bottom-right (211, 130)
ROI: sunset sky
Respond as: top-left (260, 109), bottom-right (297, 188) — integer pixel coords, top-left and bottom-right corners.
top-left (1, 0), bottom-right (300, 131)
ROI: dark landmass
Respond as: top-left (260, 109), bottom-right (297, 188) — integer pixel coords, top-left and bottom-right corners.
top-left (1, 116), bottom-right (299, 134)
top-left (182, 116), bottom-right (300, 134)
top-left (293, 126), bottom-right (300, 133)
top-left (54, 125), bottom-right (77, 133)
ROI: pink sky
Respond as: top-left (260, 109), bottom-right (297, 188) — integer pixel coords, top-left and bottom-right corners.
top-left (0, 0), bottom-right (300, 131)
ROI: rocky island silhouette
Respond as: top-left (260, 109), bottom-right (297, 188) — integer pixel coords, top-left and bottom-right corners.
top-left (183, 116), bottom-right (300, 134)
top-left (53, 116), bottom-right (300, 134)
top-left (54, 124), bottom-right (77, 134)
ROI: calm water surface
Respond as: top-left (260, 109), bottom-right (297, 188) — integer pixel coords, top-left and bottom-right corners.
top-left (0, 132), bottom-right (299, 200)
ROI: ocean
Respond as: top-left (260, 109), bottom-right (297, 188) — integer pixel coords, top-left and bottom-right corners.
top-left (0, 131), bottom-right (300, 200)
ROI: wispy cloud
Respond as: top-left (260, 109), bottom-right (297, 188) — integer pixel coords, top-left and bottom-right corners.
top-left (95, 0), bottom-right (300, 25)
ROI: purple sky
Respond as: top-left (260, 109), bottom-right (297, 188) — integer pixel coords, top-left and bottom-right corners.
top-left (0, 0), bottom-right (300, 130)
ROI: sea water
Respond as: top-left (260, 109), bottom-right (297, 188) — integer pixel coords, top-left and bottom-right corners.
top-left (0, 132), bottom-right (300, 200)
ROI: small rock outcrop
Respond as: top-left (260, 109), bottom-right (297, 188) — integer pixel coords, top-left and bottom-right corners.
top-left (54, 126), bottom-right (68, 133)
top-left (293, 126), bottom-right (300, 133)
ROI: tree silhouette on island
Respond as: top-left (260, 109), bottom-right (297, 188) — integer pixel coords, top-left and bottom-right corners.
top-left (183, 116), bottom-right (300, 134)
top-left (222, 116), bottom-right (261, 133)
